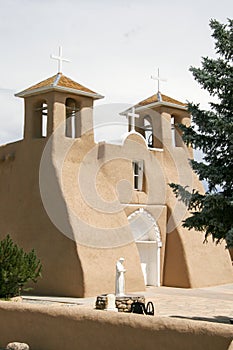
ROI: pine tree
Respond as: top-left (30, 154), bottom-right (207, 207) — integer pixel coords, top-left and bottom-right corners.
top-left (0, 235), bottom-right (42, 298)
top-left (170, 19), bottom-right (233, 248)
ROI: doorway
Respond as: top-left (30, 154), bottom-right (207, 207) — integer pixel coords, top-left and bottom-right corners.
top-left (128, 208), bottom-right (162, 286)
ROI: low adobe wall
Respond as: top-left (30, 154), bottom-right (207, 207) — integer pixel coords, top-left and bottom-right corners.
top-left (0, 302), bottom-right (232, 350)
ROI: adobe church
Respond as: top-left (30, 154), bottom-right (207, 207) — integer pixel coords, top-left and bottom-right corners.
top-left (0, 57), bottom-right (232, 297)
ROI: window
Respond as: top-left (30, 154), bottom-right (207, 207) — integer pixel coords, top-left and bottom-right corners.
top-left (65, 98), bottom-right (80, 138)
top-left (133, 160), bottom-right (144, 191)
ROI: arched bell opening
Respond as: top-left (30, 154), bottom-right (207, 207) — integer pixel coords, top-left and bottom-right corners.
top-left (136, 114), bottom-right (163, 149)
top-left (65, 98), bottom-right (80, 138)
top-left (34, 100), bottom-right (48, 138)
top-left (143, 116), bottom-right (153, 148)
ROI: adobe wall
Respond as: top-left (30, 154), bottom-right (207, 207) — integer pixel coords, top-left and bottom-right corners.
top-left (158, 113), bottom-right (233, 288)
top-left (0, 99), bottom-right (232, 298)
top-left (0, 140), bottom-right (85, 297)
top-left (53, 132), bottom-right (148, 295)
top-left (0, 125), bottom-right (147, 297)
top-left (162, 145), bottom-right (233, 287)
top-left (120, 129), bottom-right (233, 288)
top-left (0, 302), bottom-right (232, 350)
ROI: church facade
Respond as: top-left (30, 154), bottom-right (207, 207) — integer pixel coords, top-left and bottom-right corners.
top-left (0, 71), bottom-right (232, 297)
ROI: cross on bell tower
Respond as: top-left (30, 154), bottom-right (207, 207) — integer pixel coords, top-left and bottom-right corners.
top-left (50, 46), bottom-right (70, 73)
top-left (127, 107), bottom-right (139, 132)
top-left (151, 68), bottom-right (167, 101)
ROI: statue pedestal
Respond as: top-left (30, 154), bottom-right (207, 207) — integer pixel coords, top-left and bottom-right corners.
top-left (96, 294), bottom-right (145, 313)
top-left (104, 294), bottom-right (118, 312)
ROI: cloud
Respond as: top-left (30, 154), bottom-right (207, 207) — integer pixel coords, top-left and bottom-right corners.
top-left (124, 25), bottom-right (142, 38)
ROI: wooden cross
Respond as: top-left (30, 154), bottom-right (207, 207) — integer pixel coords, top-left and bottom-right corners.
top-left (50, 46), bottom-right (70, 73)
top-left (127, 107), bottom-right (139, 132)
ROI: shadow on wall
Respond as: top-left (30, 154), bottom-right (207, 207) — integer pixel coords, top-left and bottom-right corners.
top-left (170, 315), bottom-right (233, 325)
top-left (163, 207), bottom-right (191, 288)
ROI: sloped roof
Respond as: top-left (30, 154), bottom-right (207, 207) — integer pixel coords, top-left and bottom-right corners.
top-left (136, 93), bottom-right (186, 107)
top-left (120, 92), bottom-right (187, 116)
top-left (15, 73), bottom-right (104, 99)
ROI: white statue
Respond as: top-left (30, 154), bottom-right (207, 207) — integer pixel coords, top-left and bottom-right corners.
top-left (115, 257), bottom-right (126, 296)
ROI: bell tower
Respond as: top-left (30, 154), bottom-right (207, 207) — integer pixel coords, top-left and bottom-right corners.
top-left (15, 73), bottom-right (103, 142)
top-left (125, 68), bottom-right (191, 152)
top-left (133, 93), bottom-right (190, 151)
top-left (15, 48), bottom-right (103, 142)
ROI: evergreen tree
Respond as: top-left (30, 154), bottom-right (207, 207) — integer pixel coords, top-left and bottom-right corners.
top-left (0, 235), bottom-right (42, 298)
top-left (170, 19), bottom-right (233, 248)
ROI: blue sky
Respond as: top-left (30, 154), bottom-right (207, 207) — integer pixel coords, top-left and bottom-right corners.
top-left (0, 0), bottom-right (232, 145)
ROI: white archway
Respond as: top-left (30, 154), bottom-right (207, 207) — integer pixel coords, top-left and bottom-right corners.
top-left (128, 208), bottom-right (162, 286)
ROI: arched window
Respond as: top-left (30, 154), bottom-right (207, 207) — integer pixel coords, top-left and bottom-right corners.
top-left (65, 98), bottom-right (80, 138)
top-left (141, 114), bottom-right (162, 149)
top-left (34, 101), bottom-right (48, 138)
top-left (143, 117), bottom-right (153, 148)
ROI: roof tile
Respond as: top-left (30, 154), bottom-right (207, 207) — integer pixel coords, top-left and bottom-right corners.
top-left (19, 73), bottom-right (97, 95)
top-left (137, 93), bottom-right (186, 107)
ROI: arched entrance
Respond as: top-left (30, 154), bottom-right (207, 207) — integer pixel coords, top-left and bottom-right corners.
top-left (128, 208), bottom-right (162, 286)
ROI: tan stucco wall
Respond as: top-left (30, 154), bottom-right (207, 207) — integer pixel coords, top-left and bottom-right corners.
top-left (0, 302), bottom-right (232, 350)
top-left (0, 140), bottom-right (85, 297)
top-left (0, 130), bottom-right (147, 296)
top-left (0, 104), bottom-right (148, 297)
top-left (161, 141), bottom-right (233, 288)
top-left (45, 129), bottom-right (146, 296)
top-left (77, 243), bottom-right (145, 296)
top-left (0, 89), bottom-right (232, 298)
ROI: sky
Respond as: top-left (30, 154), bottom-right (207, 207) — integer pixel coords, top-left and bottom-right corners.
top-left (0, 0), bottom-right (232, 145)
